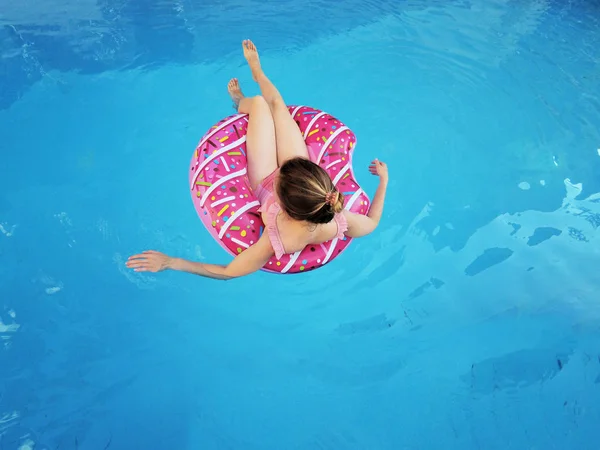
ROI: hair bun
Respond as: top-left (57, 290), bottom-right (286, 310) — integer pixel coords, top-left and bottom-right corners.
top-left (331, 191), bottom-right (344, 214)
top-left (277, 157), bottom-right (345, 224)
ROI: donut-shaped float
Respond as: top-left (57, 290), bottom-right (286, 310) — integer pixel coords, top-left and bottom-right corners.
top-left (189, 105), bottom-right (370, 274)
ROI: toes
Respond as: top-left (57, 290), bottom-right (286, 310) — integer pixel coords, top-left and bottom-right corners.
top-left (227, 78), bottom-right (239, 91)
top-left (243, 39), bottom-right (256, 52)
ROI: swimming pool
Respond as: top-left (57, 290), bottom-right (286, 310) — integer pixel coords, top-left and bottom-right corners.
top-left (1, 0), bottom-right (600, 448)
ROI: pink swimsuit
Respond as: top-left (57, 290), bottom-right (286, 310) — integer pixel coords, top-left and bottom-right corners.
top-left (254, 168), bottom-right (349, 259)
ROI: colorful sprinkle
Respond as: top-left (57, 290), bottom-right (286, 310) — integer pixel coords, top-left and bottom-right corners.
top-left (241, 230), bottom-right (247, 237)
top-left (196, 181), bottom-right (212, 187)
top-left (217, 204), bottom-right (229, 216)
top-left (227, 151), bottom-right (242, 156)
top-left (232, 237), bottom-right (249, 248)
top-left (219, 136), bottom-right (229, 143)
top-left (221, 156), bottom-right (230, 172)
top-left (230, 226), bottom-right (240, 231)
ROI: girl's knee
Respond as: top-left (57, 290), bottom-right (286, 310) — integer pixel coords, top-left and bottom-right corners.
top-left (252, 95), bottom-right (268, 108)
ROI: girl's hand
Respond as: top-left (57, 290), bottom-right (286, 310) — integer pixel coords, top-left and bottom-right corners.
top-left (126, 250), bottom-right (173, 272)
top-left (369, 159), bottom-right (388, 183)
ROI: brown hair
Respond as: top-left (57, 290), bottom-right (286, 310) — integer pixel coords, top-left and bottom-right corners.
top-left (276, 157), bottom-right (344, 224)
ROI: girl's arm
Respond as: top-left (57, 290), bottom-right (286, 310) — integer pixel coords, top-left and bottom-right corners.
top-left (126, 232), bottom-right (274, 280)
top-left (343, 159), bottom-right (388, 238)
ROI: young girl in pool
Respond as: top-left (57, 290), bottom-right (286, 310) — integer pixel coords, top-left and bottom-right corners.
top-left (126, 40), bottom-right (389, 279)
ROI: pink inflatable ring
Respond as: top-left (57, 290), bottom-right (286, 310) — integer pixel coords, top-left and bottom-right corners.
top-left (189, 105), bottom-right (371, 274)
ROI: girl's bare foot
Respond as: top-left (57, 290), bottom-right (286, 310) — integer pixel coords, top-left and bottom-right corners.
top-left (242, 39), bottom-right (262, 81)
top-left (227, 78), bottom-right (244, 109)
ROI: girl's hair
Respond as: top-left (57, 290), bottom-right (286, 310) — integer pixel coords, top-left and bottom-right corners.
top-left (276, 157), bottom-right (344, 224)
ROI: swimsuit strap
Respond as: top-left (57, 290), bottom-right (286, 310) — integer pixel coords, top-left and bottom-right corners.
top-left (265, 202), bottom-right (286, 259)
top-left (333, 212), bottom-right (348, 239)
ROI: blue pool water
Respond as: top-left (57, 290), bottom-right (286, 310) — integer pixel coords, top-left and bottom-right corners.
top-left (2, 0), bottom-right (600, 448)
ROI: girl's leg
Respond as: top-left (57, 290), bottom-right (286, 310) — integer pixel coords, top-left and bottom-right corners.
top-left (228, 78), bottom-right (277, 191)
top-left (242, 40), bottom-right (309, 166)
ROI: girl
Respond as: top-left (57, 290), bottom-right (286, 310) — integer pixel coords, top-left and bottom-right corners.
top-left (126, 40), bottom-right (388, 279)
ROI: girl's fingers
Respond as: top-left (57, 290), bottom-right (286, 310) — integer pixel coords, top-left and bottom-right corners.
top-left (125, 250), bottom-right (159, 259)
top-left (127, 258), bottom-right (147, 266)
top-left (133, 262), bottom-right (156, 272)
top-left (127, 252), bottom-right (162, 272)
top-left (127, 256), bottom-right (147, 264)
